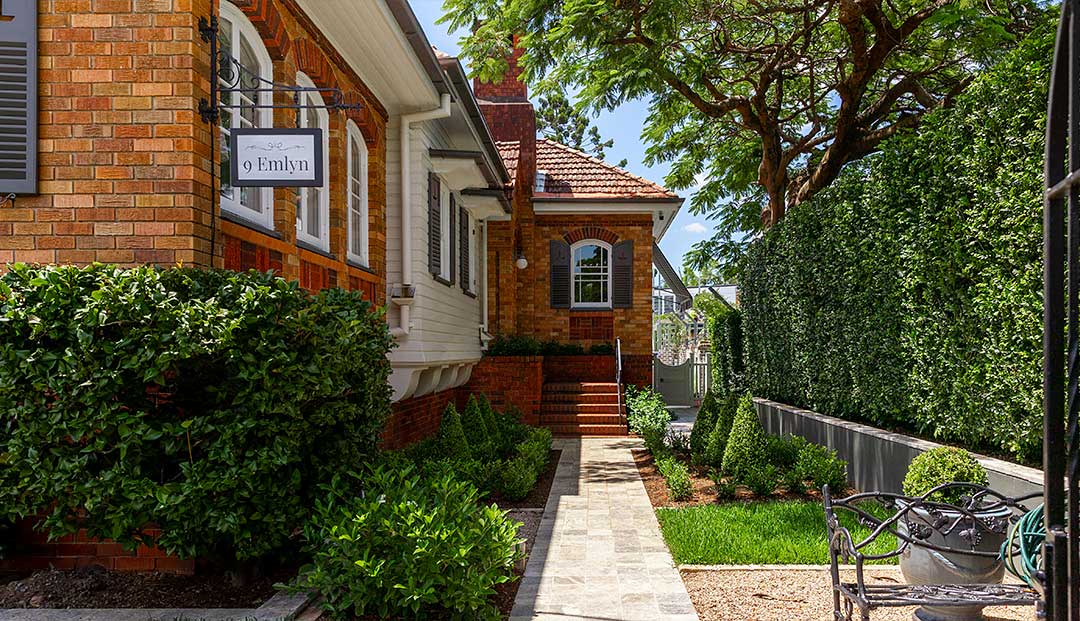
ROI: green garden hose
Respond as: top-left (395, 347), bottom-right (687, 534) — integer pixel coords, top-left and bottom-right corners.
top-left (1002, 504), bottom-right (1045, 587)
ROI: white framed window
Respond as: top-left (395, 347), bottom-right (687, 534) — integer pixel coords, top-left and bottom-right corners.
top-left (295, 72), bottom-right (330, 251)
top-left (346, 120), bottom-right (368, 265)
top-left (217, 3), bottom-right (273, 229)
top-left (571, 240), bottom-right (611, 308)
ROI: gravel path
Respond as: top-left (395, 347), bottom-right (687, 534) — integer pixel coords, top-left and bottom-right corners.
top-left (681, 566), bottom-right (1036, 621)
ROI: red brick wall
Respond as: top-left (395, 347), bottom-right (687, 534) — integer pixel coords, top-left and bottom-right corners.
top-left (621, 354), bottom-right (653, 388)
top-left (382, 388), bottom-right (459, 451)
top-left (463, 356), bottom-right (543, 425)
top-left (543, 355), bottom-right (616, 384)
top-left (1, 523), bottom-right (193, 574)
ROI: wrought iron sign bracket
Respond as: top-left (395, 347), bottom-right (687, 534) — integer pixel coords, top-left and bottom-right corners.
top-left (196, 14), bottom-right (362, 126)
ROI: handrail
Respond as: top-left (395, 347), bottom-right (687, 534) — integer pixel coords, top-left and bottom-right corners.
top-left (615, 337), bottom-right (625, 428)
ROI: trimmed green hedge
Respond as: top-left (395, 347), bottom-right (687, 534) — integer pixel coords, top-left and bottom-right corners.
top-left (739, 28), bottom-right (1051, 461)
top-left (0, 264), bottom-right (393, 562)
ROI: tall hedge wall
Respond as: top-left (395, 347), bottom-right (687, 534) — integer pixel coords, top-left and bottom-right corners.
top-left (739, 28), bottom-right (1050, 461)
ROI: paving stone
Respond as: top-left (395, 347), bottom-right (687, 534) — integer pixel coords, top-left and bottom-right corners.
top-left (510, 437), bottom-right (699, 620)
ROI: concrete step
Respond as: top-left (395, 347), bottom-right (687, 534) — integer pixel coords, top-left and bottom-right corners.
top-left (539, 422), bottom-right (628, 436)
top-left (541, 403), bottom-right (621, 415)
top-left (544, 382), bottom-right (619, 393)
top-left (542, 391), bottom-right (620, 404)
top-left (540, 413), bottom-right (625, 425)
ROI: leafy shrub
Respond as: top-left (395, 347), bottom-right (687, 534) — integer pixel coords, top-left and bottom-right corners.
top-left (0, 264), bottom-right (392, 562)
top-left (742, 465), bottom-right (778, 498)
top-left (903, 447), bottom-right (988, 505)
top-left (690, 390), bottom-right (720, 463)
top-left (739, 30), bottom-right (1053, 460)
top-left (666, 429), bottom-right (690, 454)
top-left (296, 467), bottom-right (522, 620)
top-left (587, 342), bottom-right (615, 355)
top-left (540, 339), bottom-right (585, 355)
top-left (795, 443), bottom-right (848, 494)
top-left (486, 334), bottom-right (542, 356)
top-left (767, 435), bottom-right (807, 472)
top-left (437, 403), bottom-right (470, 458)
top-left (656, 456), bottom-right (693, 501)
top-left (518, 427), bottom-right (552, 472)
top-left (705, 304), bottom-right (745, 396)
top-left (779, 466), bottom-right (806, 495)
top-left (499, 456), bottom-right (539, 501)
top-left (708, 470), bottom-right (737, 500)
top-left (626, 386), bottom-right (671, 453)
top-left (721, 395), bottom-right (767, 480)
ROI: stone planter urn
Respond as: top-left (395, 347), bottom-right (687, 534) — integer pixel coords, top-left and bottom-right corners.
top-left (896, 500), bottom-right (1011, 621)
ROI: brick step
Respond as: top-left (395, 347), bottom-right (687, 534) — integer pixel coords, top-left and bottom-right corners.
top-left (543, 382), bottom-right (619, 393)
top-left (542, 392), bottom-right (620, 404)
top-left (540, 413), bottom-right (625, 425)
top-left (539, 422), bottom-right (628, 436)
top-left (541, 403), bottom-right (621, 415)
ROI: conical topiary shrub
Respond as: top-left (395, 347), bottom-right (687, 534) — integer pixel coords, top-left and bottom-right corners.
top-left (477, 393), bottom-right (501, 442)
top-left (704, 393), bottom-right (738, 468)
top-left (438, 402), bottom-right (470, 458)
top-left (721, 394), bottom-right (768, 482)
top-left (460, 394), bottom-right (493, 459)
top-left (689, 390), bottom-right (719, 463)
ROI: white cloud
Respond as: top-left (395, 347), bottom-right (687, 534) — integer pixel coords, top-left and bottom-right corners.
top-left (683, 222), bottom-right (708, 234)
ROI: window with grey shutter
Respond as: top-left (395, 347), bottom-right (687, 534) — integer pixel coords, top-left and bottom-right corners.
top-left (448, 193), bottom-right (456, 284)
top-left (428, 173), bottom-right (440, 275)
top-left (459, 205), bottom-right (469, 291)
top-left (612, 239), bottom-right (634, 308)
top-left (0, 0), bottom-right (37, 194)
top-left (550, 239), bottom-right (571, 308)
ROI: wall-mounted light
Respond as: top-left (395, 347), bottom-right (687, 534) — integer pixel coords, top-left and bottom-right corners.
top-left (514, 252), bottom-right (528, 270)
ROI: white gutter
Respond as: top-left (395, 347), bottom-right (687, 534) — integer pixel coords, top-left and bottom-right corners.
top-left (391, 93), bottom-right (453, 339)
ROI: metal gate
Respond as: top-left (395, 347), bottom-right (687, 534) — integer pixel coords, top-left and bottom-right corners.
top-left (1041, 2), bottom-right (1080, 617)
top-left (654, 357), bottom-right (693, 406)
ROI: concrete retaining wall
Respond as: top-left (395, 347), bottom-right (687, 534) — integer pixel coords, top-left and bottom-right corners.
top-left (754, 398), bottom-right (1043, 498)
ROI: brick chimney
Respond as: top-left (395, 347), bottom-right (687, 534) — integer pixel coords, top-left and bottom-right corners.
top-left (474, 35), bottom-right (535, 191)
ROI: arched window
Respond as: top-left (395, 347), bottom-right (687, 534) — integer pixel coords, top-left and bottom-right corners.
top-left (346, 120), bottom-right (368, 265)
top-left (217, 3), bottom-right (273, 228)
top-left (571, 240), bottom-right (611, 308)
top-left (295, 72), bottom-right (330, 251)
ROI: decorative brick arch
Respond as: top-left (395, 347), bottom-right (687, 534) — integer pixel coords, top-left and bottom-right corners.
top-left (563, 227), bottom-right (619, 245)
top-left (293, 38), bottom-right (339, 92)
top-left (343, 91), bottom-right (380, 147)
top-left (227, 0), bottom-right (292, 60)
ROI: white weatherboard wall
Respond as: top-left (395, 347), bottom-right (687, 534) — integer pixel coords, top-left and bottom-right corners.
top-left (385, 115), bottom-right (487, 401)
top-left (755, 398), bottom-right (1043, 499)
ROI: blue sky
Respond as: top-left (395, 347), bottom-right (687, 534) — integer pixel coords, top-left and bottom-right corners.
top-left (410, 1), bottom-right (711, 275)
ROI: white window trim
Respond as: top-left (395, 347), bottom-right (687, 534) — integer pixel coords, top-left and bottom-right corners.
top-left (439, 179), bottom-right (452, 281)
top-left (345, 120), bottom-right (368, 266)
top-left (570, 239), bottom-right (612, 309)
top-left (295, 72), bottom-right (330, 251)
top-left (218, 3), bottom-right (273, 229)
top-left (467, 211), bottom-right (477, 293)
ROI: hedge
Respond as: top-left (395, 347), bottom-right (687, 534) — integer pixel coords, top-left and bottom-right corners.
top-left (738, 27), bottom-right (1051, 461)
top-left (0, 264), bottom-right (394, 562)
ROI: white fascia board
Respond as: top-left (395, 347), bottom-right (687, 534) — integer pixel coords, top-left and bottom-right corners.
top-left (532, 200), bottom-right (684, 239)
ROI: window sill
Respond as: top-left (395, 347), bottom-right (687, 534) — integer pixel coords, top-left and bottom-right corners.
top-left (570, 307), bottom-right (614, 313)
top-left (220, 210), bottom-right (281, 239)
top-left (296, 239), bottom-right (335, 261)
top-left (432, 274), bottom-right (454, 288)
top-left (463, 289), bottom-right (478, 299)
top-left (346, 258), bottom-right (377, 275)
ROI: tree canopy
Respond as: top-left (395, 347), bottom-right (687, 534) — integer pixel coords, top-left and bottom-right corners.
top-left (441, 0), bottom-right (1042, 273)
top-left (536, 91), bottom-right (629, 167)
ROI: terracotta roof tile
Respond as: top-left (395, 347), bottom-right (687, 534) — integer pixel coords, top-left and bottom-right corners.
top-left (495, 139), bottom-right (678, 200)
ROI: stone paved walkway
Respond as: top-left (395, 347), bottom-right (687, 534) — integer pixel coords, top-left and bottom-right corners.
top-left (510, 437), bottom-right (699, 621)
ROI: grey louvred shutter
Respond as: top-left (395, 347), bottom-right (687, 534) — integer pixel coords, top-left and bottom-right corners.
top-left (428, 173), bottom-right (440, 275)
top-left (459, 205), bottom-right (469, 290)
top-left (612, 239), bottom-right (633, 308)
top-left (550, 239), bottom-right (571, 308)
top-left (448, 193), bottom-right (456, 284)
top-left (0, 1), bottom-right (37, 194)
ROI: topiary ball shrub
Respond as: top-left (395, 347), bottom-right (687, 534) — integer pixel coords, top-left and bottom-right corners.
top-left (795, 443), bottom-right (848, 494)
top-left (721, 395), bottom-right (768, 481)
top-left (498, 456), bottom-right (539, 501)
top-left (903, 446), bottom-right (988, 505)
top-left (296, 467), bottom-right (522, 620)
top-left (689, 390), bottom-right (719, 463)
top-left (0, 264), bottom-right (393, 563)
top-left (437, 403), bottom-right (470, 458)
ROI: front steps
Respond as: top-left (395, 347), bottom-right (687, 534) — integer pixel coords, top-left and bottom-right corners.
top-left (540, 382), bottom-right (627, 436)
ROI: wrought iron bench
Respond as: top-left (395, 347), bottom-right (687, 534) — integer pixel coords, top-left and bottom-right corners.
top-left (822, 484), bottom-right (1042, 621)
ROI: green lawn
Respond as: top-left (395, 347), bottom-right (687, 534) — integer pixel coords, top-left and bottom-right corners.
top-left (656, 500), bottom-right (897, 565)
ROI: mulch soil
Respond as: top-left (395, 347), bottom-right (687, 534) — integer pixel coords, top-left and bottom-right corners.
top-left (0, 564), bottom-right (285, 609)
top-left (631, 448), bottom-right (828, 508)
top-left (0, 450), bottom-right (562, 616)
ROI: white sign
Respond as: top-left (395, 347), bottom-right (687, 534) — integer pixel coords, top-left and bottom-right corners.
top-left (230, 128), bottom-right (323, 187)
